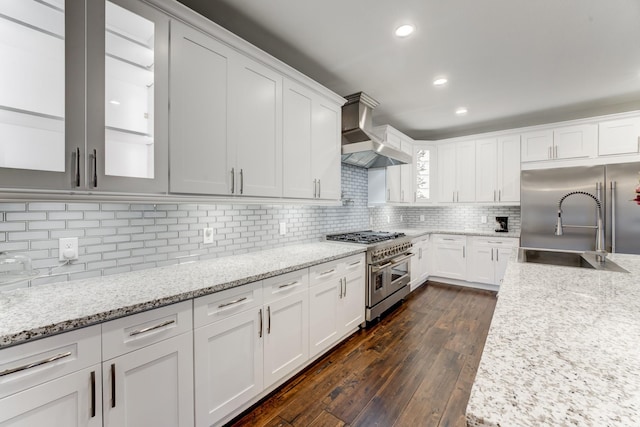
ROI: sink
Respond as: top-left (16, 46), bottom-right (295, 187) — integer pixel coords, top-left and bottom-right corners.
top-left (517, 248), bottom-right (628, 273)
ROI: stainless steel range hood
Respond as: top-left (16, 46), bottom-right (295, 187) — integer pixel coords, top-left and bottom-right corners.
top-left (341, 92), bottom-right (411, 168)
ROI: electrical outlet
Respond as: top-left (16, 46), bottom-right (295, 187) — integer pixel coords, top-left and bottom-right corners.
top-left (369, 216), bottom-right (373, 226)
top-left (420, 215), bottom-right (425, 222)
top-left (279, 222), bottom-right (287, 236)
top-left (386, 215), bottom-right (390, 224)
top-left (481, 215), bottom-right (488, 224)
top-left (59, 237), bottom-right (78, 261)
top-left (203, 227), bottom-right (214, 244)
top-left (400, 215), bottom-right (403, 222)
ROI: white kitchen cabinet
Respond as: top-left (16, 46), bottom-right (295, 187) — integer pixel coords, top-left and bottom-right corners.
top-left (431, 234), bottom-right (467, 280)
top-left (309, 254), bottom-right (365, 358)
top-left (521, 125), bottom-right (596, 163)
top-left (437, 141), bottom-right (476, 203)
top-left (0, 326), bottom-right (102, 427)
top-left (475, 135), bottom-right (520, 203)
top-left (414, 144), bottom-right (436, 203)
top-left (102, 301), bottom-right (194, 427)
top-left (169, 20), bottom-right (234, 195)
top-left (262, 270), bottom-right (309, 386)
top-left (410, 235), bottom-right (430, 290)
top-left (376, 126), bottom-right (414, 203)
top-left (283, 79), bottom-right (341, 200)
top-left (598, 117), bottom-right (640, 156)
top-left (467, 237), bottom-right (518, 285)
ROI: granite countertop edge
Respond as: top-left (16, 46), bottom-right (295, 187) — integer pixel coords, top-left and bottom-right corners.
top-left (0, 242), bottom-right (365, 349)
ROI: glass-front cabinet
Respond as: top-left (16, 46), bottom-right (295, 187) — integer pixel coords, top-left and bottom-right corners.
top-left (0, 0), bottom-right (167, 194)
top-left (414, 144), bottom-right (436, 203)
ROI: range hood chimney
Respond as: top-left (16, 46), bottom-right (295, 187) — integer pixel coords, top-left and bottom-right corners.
top-left (341, 92), bottom-right (411, 168)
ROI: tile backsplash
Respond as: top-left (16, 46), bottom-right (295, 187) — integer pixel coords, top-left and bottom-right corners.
top-left (0, 165), bottom-right (369, 289)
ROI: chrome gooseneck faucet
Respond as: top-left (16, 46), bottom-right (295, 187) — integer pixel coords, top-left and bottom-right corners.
top-left (555, 191), bottom-right (606, 262)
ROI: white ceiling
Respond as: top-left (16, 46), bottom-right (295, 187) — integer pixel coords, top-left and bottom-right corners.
top-left (176, 0), bottom-right (640, 140)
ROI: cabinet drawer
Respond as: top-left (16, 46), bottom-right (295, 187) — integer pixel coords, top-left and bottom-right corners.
top-left (193, 281), bottom-right (263, 328)
top-left (309, 260), bottom-right (341, 287)
top-left (263, 269), bottom-right (309, 303)
top-left (342, 254), bottom-right (366, 276)
top-left (102, 300), bottom-right (192, 361)
top-left (0, 325), bottom-right (101, 399)
top-left (470, 236), bottom-right (519, 247)
top-left (432, 234), bottom-right (466, 244)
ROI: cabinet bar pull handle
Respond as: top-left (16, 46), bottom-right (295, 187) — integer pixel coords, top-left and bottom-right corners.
top-left (548, 146), bottom-right (551, 159)
top-left (491, 248), bottom-right (494, 261)
top-left (343, 277), bottom-right (347, 297)
top-left (388, 188), bottom-right (391, 201)
top-left (90, 371), bottom-right (96, 418)
top-left (611, 181), bottom-right (617, 253)
top-left (349, 260), bottom-right (361, 266)
top-left (487, 241), bottom-right (502, 244)
top-left (318, 179), bottom-right (321, 198)
top-left (452, 191), bottom-right (455, 202)
top-left (313, 179), bottom-right (317, 198)
top-left (240, 168), bottom-right (244, 194)
top-left (0, 351), bottom-right (72, 377)
top-left (463, 246), bottom-right (466, 258)
top-left (267, 306), bottom-right (271, 334)
top-left (457, 191), bottom-right (459, 202)
top-left (129, 319), bottom-right (175, 337)
top-left (218, 297), bottom-right (247, 308)
top-left (91, 149), bottom-right (97, 188)
top-left (320, 268), bottom-right (335, 276)
top-left (554, 145), bottom-right (558, 159)
top-left (279, 281), bottom-right (297, 289)
top-left (496, 249), bottom-right (499, 262)
top-left (110, 363), bottom-right (116, 408)
top-left (493, 190), bottom-right (496, 202)
top-left (231, 168), bottom-right (235, 194)
top-left (442, 238), bottom-right (455, 241)
top-left (73, 147), bottom-right (80, 187)
top-left (339, 278), bottom-right (343, 298)
top-left (498, 190), bottom-right (501, 201)
top-left (259, 308), bottom-right (263, 338)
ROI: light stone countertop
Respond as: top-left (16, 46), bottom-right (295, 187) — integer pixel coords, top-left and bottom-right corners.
top-left (0, 242), bottom-right (364, 348)
top-left (466, 251), bottom-right (640, 427)
top-left (381, 227), bottom-right (521, 239)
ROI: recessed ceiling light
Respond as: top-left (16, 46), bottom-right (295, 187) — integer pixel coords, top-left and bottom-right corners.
top-left (433, 77), bottom-right (448, 86)
top-left (455, 107), bottom-right (468, 116)
top-left (109, 100), bottom-right (121, 105)
top-left (395, 24), bottom-right (415, 38)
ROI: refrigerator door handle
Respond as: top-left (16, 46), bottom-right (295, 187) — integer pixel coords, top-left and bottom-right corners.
top-left (611, 180), bottom-right (616, 253)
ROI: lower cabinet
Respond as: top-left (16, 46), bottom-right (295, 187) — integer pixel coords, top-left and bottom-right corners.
top-left (467, 237), bottom-right (519, 285)
top-left (431, 234), bottom-right (467, 280)
top-left (410, 235), bottom-right (430, 290)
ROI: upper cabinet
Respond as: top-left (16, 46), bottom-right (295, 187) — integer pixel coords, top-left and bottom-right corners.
top-left (0, 0), bottom-right (168, 193)
top-left (374, 126), bottom-right (414, 203)
top-left (414, 144), bottom-right (436, 204)
top-left (521, 124), bottom-right (597, 163)
top-left (283, 79), bottom-right (341, 200)
top-left (598, 117), bottom-right (640, 156)
top-left (437, 140), bottom-right (475, 203)
top-left (475, 135), bottom-right (520, 203)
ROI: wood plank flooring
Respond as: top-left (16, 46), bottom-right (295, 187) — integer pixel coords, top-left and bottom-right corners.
top-left (227, 282), bottom-right (497, 427)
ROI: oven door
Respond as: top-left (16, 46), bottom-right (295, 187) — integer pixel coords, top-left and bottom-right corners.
top-left (368, 262), bottom-right (390, 307)
top-left (387, 253), bottom-right (412, 295)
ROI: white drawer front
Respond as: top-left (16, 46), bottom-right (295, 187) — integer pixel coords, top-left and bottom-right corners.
top-left (433, 234), bottom-right (466, 244)
top-left (471, 236), bottom-right (519, 247)
top-left (309, 260), bottom-right (341, 287)
top-left (0, 325), bottom-right (101, 399)
top-left (263, 269), bottom-right (309, 303)
top-left (102, 300), bottom-right (192, 361)
top-left (193, 281), bottom-right (263, 328)
top-left (342, 254), bottom-right (365, 275)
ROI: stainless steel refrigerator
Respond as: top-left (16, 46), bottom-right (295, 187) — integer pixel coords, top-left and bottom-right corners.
top-left (521, 162), bottom-right (640, 254)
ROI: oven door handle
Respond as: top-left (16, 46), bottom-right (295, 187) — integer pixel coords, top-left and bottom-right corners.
top-left (389, 253), bottom-right (414, 265)
top-left (370, 261), bottom-right (392, 273)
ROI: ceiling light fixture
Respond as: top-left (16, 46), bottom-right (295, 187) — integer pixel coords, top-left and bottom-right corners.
top-left (433, 77), bottom-right (448, 86)
top-left (395, 24), bottom-right (415, 38)
top-left (455, 107), bottom-right (468, 116)
top-left (109, 100), bottom-right (121, 105)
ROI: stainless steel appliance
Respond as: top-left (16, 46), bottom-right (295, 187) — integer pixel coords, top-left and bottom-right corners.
top-left (326, 231), bottom-right (413, 322)
top-left (521, 162), bottom-right (640, 254)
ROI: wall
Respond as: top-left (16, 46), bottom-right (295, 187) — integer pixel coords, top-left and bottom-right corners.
top-left (0, 165), bottom-right (369, 290)
top-left (369, 205), bottom-right (521, 233)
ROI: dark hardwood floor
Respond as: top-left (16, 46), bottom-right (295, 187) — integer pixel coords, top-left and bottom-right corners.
top-left (228, 282), bottom-right (497, 427)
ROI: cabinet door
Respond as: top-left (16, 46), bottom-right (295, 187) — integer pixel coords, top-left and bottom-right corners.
top-left (475, 138), bottom-right (498, 202)
top-left (598, 117), bottom-right (640, 156)
top-left (433, 239), bottom-right (466, 280)
top-left (263, 290), bottom-right (309, 386)
top-left (415, 145), bottom-right (435, 203)
top-left (554, 124), bottom-right (596, 160)
top-left (497, 135), bottom-right (521, 202)
top-left (399, 140), bottom-right (414, 202)
top-left (230, 55), bottom-right (283, 197)
top-left (194, 309), bottom-right (263, 427)
top-left (456, 140), bottom-right (476, 202)
top-left (169, 21), bottom-right (233, 195)
top-left (386, 165), bottom-right (402, 202)
top-left (0, 366), bottom-right (102, 427)
top-left (87, 0), bottom-right (169, 193)
top-left (103, 333), bottom-right (194, 427)
top-left (468, 245), bottom-right (494, 285)
top-left (308, 279), bottom-right (340, 358)
top-left (437, 143), bottom-right (457, 202)
top-left (283, 80), bottom-right (313, 198)
top-left (312, 99), bottom-right (341, 200)
top-left (495, 246), bottom-right (512, 285)
top-left (0, 0), bottom-right (83, 189)
top-left (340, 259), bottom-right (365, 334)
top-left (521, 130), bottom-right (553, 162)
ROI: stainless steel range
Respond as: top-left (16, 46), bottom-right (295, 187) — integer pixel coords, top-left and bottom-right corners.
top-left (326, 231), bottom-right (412, 322)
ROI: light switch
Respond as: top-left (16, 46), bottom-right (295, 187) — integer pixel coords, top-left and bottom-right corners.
top-left (203, 227), bottom-right (214, 244)
top-left (279, 222), bottom-right (287, 235)
top-left (481, 215), bottom-right (488, 224)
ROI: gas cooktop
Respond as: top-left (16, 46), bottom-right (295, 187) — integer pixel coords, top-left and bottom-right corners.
top-left (325, 230), bottom-right (406, 245)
